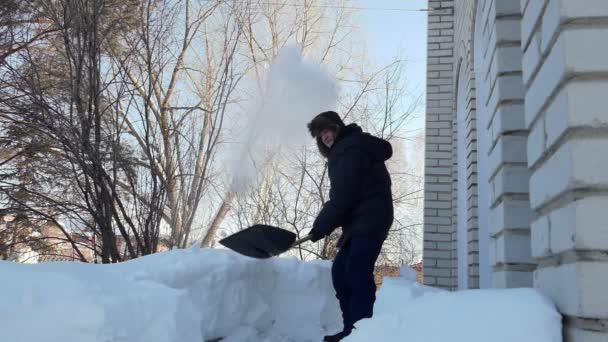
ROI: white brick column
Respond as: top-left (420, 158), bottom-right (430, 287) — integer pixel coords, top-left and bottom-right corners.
top-left (521, 0), bottom-right (608, 340)
top-left (475, 0), bottom-right (534, 289)
top-left (453, 0), bottom-right (479, 289)
top-left (424, 0), bottom-right (456, 289)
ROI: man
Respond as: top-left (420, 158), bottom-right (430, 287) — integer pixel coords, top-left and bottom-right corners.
top-left (307, 111), bottom-right (394, 341)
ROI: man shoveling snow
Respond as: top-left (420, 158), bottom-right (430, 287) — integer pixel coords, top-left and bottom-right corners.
top-left (307, 111), bottom-right (394, 341)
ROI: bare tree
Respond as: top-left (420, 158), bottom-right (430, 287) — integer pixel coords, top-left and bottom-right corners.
top-left (0, 0), bottom-right (167, 263)
top-left (1, 0), bottom-right (423, 265)
top-left (0, 1), bottom-right (59, 64)
top-left (104, 0), bottom-right (257, 248)
top-left (374, 60), bottom-right (424, 265)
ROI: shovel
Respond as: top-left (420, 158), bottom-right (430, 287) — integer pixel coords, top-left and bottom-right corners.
top-left (218, 224), bottom-right (312, 259)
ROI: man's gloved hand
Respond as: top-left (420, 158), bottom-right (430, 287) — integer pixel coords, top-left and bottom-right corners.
top-left (309, 227), bottom-right (325, 242)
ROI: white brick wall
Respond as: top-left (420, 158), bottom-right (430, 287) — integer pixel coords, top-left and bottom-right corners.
top-left (494, 231), bottom-right (533, 265)
top-left (529, 138), bottom-right (608, 210)
top-left (425, 0), bottom-right (535, 291)
top-left (491, 165), bottom-right (530, 204)
top-left (478, 0), bottom-right (533, 288)
top-left (490, 199), bottom-right (533, 236)
top-left (565, 327), bottom-right (608, 342)
top-left (451, 0), bottom-right (479, 290)
top-left (424, 0), bottom-right (455, 290)
top-left (487, 136), bottom-right (527, 178)
top-left (532, 197), bottom-right (608, 259)
top-left (521, 0), bottom-right (608, 340)
top-left (524, 28), bottom-right (608, 128)
top-left (526, 78), bottom-right (608, 169)
top-left (530, 215), bottom-right (551, 259)
top-left (491, 270), bottom-right (533, 288)
top-left (535, 262), bottom-right (608, 318)
top-left (550, 197), bottom-right (608, 254)
top-left (544, 81), bottom-right (608, 148)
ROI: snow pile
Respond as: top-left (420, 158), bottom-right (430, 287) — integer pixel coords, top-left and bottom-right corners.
top-left (347, 275), bottom-right (563, 342)
top-left (0, 248), bottom-right (563, 342)
top-left (0, 248), bottom-right (341, 342)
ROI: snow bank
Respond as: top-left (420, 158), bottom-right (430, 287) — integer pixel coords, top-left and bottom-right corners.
top-left (1, 250), bottom-right (563, 342)
top-left (347, 275), bottom-right (563, 342)
top-left (0, 248), bottom-right (341, 342)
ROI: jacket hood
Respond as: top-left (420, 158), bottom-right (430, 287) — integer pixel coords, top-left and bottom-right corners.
top-left (317, 123), bottom-right (393, 161)
top-left (361, 131), bottom-right (393, 162)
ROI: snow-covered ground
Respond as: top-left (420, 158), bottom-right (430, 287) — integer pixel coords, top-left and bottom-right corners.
top-left (348, 276), bottom-right (563, 342)
top-left (1, 247), bottom-right (562, 342)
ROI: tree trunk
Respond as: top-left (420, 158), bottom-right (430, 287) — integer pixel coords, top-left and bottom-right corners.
top-left (200, 191), bottom-right (235, 247)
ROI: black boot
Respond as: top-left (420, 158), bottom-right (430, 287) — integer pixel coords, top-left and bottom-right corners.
top-left (323, 327), bottom-right (353, 342)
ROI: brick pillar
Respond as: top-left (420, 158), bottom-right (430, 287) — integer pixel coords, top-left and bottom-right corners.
top-left (475, 0), bottom-right (534, 289)
top-left (453, 0), bottom-right (480, 289)
top-left (521, 0), bottom-right (608, 340)
top-left (424, 1), bottom-right (456, 289)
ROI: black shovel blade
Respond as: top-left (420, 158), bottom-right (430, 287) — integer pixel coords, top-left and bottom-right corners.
top-left (219, 224), bottom-right (297, 259)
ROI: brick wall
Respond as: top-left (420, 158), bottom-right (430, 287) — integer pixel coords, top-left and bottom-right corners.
top-left (453, 0), bottom-right (479, 289)
top-left (424, 0), bottom-right (456, 289)
top-left (425, 0), bottom-right (534, 290)
top-left (521, 0), bottom-right (608, 340)
top-left (426, 0), bottom-right (608, 337)
top-left (475, 0), bottom-right (534, 288)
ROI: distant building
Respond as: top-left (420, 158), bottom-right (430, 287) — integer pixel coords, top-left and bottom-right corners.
top-left (1, 214), bottom-right (170, 263)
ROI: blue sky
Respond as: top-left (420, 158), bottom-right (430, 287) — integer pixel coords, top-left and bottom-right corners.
top-left (356, 0), bottom-right (428, 130)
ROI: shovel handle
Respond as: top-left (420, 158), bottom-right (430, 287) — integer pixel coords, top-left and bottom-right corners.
top-left (292, 234), bottom-right (313, 247)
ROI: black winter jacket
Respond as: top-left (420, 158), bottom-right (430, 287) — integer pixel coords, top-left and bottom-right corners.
top-left (312, 124), bottom-right (394, 240)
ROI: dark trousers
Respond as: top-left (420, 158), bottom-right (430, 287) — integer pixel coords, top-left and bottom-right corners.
top-left (331, 235), bottom-right (385, 332)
